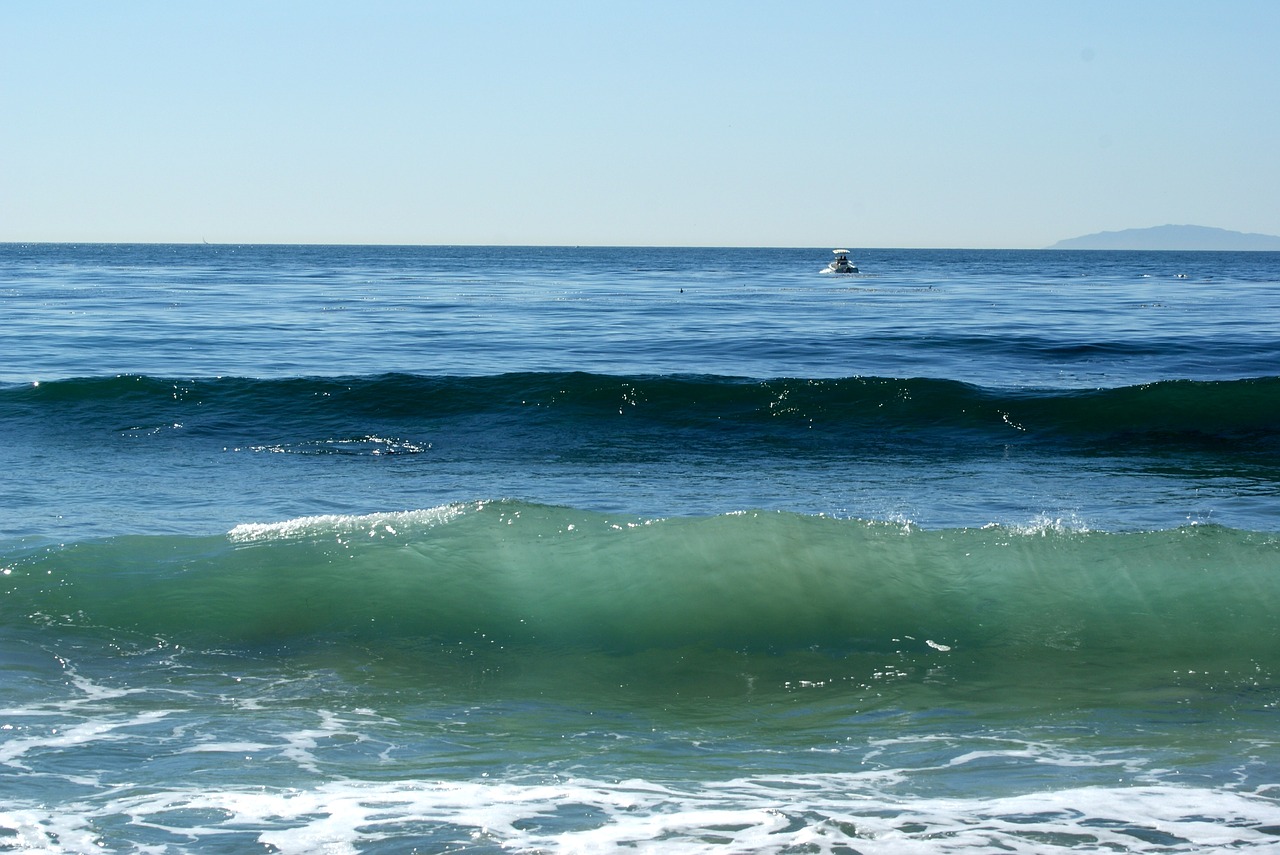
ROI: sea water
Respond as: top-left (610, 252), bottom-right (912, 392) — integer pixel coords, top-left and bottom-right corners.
top-left (1, 243), bottom-right (1279, 853)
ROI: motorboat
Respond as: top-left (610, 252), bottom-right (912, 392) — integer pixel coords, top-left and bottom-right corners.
top-left (822, 249), bottom-right (859, 274)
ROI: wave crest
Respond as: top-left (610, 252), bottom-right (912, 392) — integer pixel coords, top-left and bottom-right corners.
top-left (4, 504), bottom-right (1278, 669)
top-left (4, 373), bottom-right (1278, 447)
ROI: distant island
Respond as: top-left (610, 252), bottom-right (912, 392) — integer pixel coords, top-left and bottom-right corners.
top-left (1049, 224), bottom-right (1280, 251)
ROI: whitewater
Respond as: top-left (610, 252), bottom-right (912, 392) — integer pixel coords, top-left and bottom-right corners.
top-left (1, 243), bottom-right (1279, 853)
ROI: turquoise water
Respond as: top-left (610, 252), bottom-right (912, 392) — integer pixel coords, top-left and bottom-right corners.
top-left (2, 244), bottom-right (1279, 852)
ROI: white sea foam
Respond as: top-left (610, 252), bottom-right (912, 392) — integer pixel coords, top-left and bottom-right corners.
top-left (2, 776), bottom-right (1279, 854)
top-left (2, 666), bottom-right (1278, 853)
top-left (0, 709), bottom-right (172, 769)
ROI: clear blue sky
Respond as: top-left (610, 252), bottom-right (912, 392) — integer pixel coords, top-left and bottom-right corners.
top-left (4, 1), bottom-right (1278, 247)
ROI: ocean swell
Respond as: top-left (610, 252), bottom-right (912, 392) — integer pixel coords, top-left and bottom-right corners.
top-left (5, 372), bottom-right (1279, 451)
top-left (3, 502), bottom-right (1277, 667)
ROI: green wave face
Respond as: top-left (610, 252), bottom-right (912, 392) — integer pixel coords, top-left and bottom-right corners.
top-left (4, 503), bottom-right (1278, 676)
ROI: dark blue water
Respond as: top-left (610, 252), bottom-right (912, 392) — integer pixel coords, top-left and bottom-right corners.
top-left (5, 244), bottom-right (1278, 384)
top-left (2, 244), bottom-right (1279, 853)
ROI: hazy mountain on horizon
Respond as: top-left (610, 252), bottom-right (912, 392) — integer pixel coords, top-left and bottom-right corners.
top-left (1049, 224), bottom-right (1280, 251)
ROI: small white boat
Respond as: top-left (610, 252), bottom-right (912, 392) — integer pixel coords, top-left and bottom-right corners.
top-left (822, 249), bottom-right (859, 274)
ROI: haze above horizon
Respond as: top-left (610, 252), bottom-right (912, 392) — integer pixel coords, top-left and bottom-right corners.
top-left (4, 2), bottom-right (1279, 249)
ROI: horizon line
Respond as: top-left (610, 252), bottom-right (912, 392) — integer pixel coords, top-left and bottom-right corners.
top-left (5, 240), bottom-right (1279, 252)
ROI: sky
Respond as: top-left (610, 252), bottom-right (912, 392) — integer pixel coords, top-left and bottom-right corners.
top-left (3, 1), bottom-right (1279, 248)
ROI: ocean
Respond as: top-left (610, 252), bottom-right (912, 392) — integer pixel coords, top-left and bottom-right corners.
top-left (1, 243), bottom-right (1278, 853)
